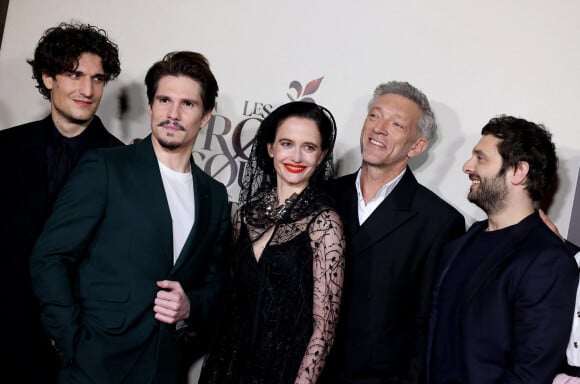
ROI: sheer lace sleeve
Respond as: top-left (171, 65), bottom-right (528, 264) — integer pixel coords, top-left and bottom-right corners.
top-left (295, 209), bottom-right (346, 384)
top-left (231, 203), bottom-right (243, 244)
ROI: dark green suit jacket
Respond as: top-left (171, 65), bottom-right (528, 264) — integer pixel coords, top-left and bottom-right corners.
top-left (30, 135), bottom-right (231, 384)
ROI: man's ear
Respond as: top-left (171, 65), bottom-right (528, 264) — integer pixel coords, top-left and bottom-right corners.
top-left (42, 73), bottom-right (54, 90)
top-left (407, 138), bottom-right (428, 158)
top-left (511, 161), bottom-right (530, 185)
top-left (201, 111), bottom-right (212, 128)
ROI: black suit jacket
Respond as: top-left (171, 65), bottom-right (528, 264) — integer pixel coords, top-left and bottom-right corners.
top-left (30, 135), bottom-right (231, 384)
top-left (0, 115), bottom-right (123, 382)
top-left (427, 211), bottom-right (578, 384)
top-left (324, 168), bottom-right (465, 384)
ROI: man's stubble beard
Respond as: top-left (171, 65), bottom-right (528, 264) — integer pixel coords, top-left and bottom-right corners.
top-left (468, 172), bottom-right (509, 215)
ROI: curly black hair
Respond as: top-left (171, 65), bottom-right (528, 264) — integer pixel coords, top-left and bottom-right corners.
top-left (27, 22), bottom-right (121, 99)
top-left (482, 115), bottom-right (557, 202)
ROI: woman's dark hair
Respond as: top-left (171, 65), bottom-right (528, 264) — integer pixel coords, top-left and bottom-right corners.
top-left (239, 101), bottom-right (337, 206)
top-left (255, 101), bottom-right (335, 182)
top-left (27, 22), bottom-right (121, 100)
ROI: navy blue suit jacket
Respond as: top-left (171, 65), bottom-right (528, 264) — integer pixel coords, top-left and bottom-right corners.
top-left (428, 211), bottom-right (578, 384)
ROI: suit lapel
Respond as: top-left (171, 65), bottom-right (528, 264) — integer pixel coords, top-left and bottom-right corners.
top-left (435, 220), bottom-right (487, 293)
top-left (134, 136), bottom-right (174, 266)
top-left (461, 212), bottom-right (541, 303)
top-left (350, 168), bottom-right (418, 254)
top-left (438, 212), bottom-right (541, 306)
top-left (25, 116), bottom-right (54, 213)
top-left (172, 161), bottom-right (208, 272)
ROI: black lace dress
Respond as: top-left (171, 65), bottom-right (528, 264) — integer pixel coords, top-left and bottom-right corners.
top-left (199, 188), bottom-right (345, 384)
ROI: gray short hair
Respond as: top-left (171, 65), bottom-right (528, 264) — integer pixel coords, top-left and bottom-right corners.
top-left (370, 81), bottom-right (437, 141)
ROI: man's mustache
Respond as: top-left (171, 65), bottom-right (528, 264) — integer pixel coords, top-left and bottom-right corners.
top-left (158, 120), bottom-right (185, 131)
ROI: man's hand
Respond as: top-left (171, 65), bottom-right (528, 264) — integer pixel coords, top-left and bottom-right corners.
top-left (154, 280), bottom-right (190, 324)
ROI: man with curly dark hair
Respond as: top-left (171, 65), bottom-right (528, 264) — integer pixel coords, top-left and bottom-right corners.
top-left (0, 21), bottom-right (124, 383)
top-left (427, 115), bottom-right (578, 383)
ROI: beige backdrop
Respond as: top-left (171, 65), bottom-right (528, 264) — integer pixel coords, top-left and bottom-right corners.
top-left (1, 1), bottom-right (579, 237)
top-left (2, 1), bottom-right (580, 382)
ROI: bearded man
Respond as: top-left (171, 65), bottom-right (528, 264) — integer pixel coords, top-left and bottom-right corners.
top-left (427, 115), bottom-right (578, 384)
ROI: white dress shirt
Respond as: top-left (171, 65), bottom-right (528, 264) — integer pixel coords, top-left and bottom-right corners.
top-left (158, 160), bottom-right (195, 264)
top-left (356, 168), bottom-right (405, 225)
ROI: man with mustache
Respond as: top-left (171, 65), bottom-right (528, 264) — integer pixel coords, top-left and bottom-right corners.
top-left (29, 51), bottom-right (231, 384)
top-left (427, 115), bottom-right (578, 383)
top-left (0, 22), bottom-right (123, 383)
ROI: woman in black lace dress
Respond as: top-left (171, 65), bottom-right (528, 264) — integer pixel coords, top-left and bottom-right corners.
top-left (199, 101), bottom-right (345, 384)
